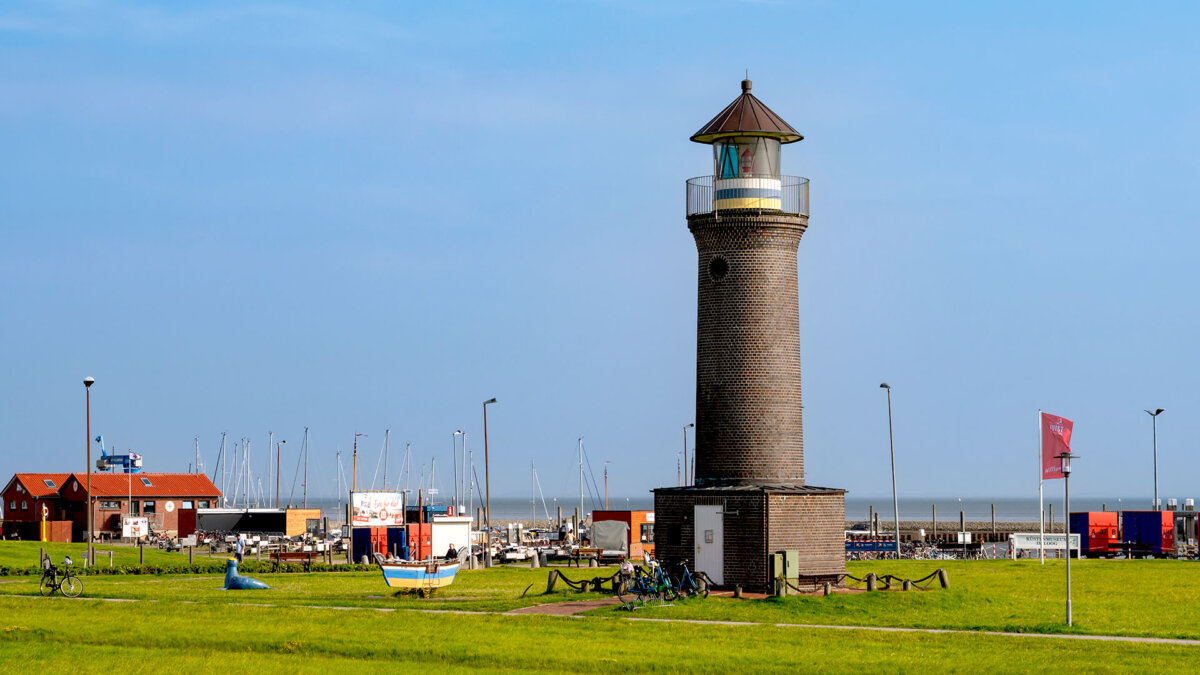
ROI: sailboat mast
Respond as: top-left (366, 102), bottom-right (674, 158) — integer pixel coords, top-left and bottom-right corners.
top-left (531, 461), bottom-right (536, 525)
top-left (383, 429), bottom-right (390, 490)
top-left (578, 437), bottom-right (584, 531)
top-left (302, 427), bottom-right (309, 508)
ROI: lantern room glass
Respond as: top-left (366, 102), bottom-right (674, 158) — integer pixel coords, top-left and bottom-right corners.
top-left (713, 137), bottom-right (781, 179)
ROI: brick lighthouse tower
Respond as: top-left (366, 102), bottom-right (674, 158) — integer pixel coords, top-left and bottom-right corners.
top-left (654, 78), bottom-right (846, 591)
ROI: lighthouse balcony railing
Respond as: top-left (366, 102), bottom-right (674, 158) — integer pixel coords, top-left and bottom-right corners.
top-left (686, 175), bottom-right (809, 217)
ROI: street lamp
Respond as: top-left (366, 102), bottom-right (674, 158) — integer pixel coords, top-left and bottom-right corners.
top-left (1057, 451), bottom-right (1078, 626)
top-left (1145, 408), bottom-right (1164, 510)
top-left (83, 377), bottom-right (95, 566)
top-left (275, 440), bottom-right (286, 508)
top-left (683, 423), bottom-right (695, 485)
top-left (453, 430), bottom-right (464, 514)
top-left (482, 397), bottom-right (497, 567)
top-left (880, 383), bottom-right (900, 558)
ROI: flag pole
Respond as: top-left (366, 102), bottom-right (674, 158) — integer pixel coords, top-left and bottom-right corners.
top-left (1039, 409), bottom-right (1045, 565)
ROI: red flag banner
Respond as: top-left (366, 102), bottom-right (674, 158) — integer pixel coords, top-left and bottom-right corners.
top-left (1041, 412), bottom-right (1073, 480)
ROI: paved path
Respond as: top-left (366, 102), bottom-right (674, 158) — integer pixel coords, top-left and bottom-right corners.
top-left (627, 617), bottom-right (1200, 646)
top-left (505, 598), bottom-right (622, 616)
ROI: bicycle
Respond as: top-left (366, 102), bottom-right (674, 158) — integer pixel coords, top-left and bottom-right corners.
top-left (40, 554), bottom-right (83, 598)
top-left (617, 553), bottom-right (677, 606)
top-left (673, 562), bottom-right (710, 599)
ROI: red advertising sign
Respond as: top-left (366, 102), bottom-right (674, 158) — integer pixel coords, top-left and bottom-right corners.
top-left (1041, 412), bottom-right (1073, 480)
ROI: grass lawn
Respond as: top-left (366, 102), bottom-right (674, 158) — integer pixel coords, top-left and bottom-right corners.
top-left (1, 557), bottom-right (1198, 671)
top-left (614, 559), bottom-right (1200, 640)
top-left (2, 595), bottom-right (1193, 674)
top-left (0, 540), bottom-right (199, 571)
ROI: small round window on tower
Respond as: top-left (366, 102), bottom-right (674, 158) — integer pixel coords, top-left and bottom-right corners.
top-left (709, 256), bottom-right (729, 282)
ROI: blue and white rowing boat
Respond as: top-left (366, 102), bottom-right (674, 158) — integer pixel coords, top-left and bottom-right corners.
top-left (379, 559), bottom-right (460, 595)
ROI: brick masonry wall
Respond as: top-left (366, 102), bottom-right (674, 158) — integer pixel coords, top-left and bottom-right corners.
top-left (767, 493), bottom-right (846, 579)
top-left (654, 491), bottom-right (767, 589)
top-left (689, 211), bottom-right (809, 485)
top-left (656, 488), bottom-right (846, 591)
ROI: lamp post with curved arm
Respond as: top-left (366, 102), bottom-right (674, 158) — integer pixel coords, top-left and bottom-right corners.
top-left (880, 383), bottom-right (900, 557)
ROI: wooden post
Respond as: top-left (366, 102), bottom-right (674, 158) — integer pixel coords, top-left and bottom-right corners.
top-left (868, 505), bottom-right (874, 535)
top-left (108, 550), bottom-right (114, 568)
top-left (932, 504), bottom-right (937, 540)
top-left (866, 573), bottom-right (877, 592)
top-left (733, 585), bottom-right (743, 599)
top-left (1048, 504), bottom-right (1054, 534)
top-left (139, 542), bottom-right (145, 565)
top-left (902, 579), bottom-right (912, 591)
top-left (188, 547), bottom-right (193, 565)
top-left (557, 505), bottom-right (562, 528)
top-left (546, 570), bottom-right (559, 593)
top-left (991, 503), bottom-right (996, 536)
top-left (39, 547), bottom-right (44, 568)
top-left (937, 568), bottom-right (949, 589)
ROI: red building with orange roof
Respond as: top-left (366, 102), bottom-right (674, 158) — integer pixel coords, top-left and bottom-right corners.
top-left (1, 473), bottom-right (71, 539)
top-left (58, 472), bottom-right (221, 540)
top-left (2, 471), bottom-right (221, 541)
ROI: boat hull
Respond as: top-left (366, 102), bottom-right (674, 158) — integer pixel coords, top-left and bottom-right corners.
top-left (380, 561), bottom-right (460, 591)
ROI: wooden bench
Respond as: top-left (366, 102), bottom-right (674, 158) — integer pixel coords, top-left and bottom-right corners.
top-left (570, 547), bottom-right (601, 567)
top-left (271, 550), bottom-right (317, 572)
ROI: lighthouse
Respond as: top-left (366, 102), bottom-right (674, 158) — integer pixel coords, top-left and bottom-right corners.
top-left (654, 78), bottom-right (846, 591)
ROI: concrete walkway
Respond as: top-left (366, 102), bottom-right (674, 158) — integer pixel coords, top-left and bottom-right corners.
top-left (505, 598), bottom-right (622, 616)
top-left (627, 617), bottom-right (1200, 646)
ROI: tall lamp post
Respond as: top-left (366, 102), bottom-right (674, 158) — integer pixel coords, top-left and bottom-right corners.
top-left (683, 423), bottom-right (695, 485)
top-left (83, 377), bottom-right (95, 565)
top-left (453, 430), bottom-right (464, 514)
top-left (275, 440), bottom-right (286, 508)
top-left (482, 397), bottom-right (497, 567)
top-left (880, 383), bottom-right (900, 558)
top-left (1056, 451), bottom-right (1077, 626)
top-left (1145, 408), bottom-right (1164, 510)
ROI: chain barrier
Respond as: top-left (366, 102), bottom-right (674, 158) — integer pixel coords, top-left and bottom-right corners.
top-left (781, 569), bottom-right (945, 594)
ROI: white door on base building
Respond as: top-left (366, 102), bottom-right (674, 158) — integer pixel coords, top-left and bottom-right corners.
top-left (694, 504), bottom-right (723, 586)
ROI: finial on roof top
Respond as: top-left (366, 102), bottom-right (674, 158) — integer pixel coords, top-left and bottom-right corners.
top-left (742, 72), bottom-right (752, 93)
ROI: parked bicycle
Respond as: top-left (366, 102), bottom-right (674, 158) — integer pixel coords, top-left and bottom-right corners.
top-left (672, 561), bottom-right (710, 599)
top-left (617, 553), bottom-right (677, 606)
top-left (40, 554), bottom-right (83, 598)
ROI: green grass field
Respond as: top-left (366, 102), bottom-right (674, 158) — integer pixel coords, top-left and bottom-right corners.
top-left (2, 545), bottom-right (1198, 672)
top-left (0, 540), bottom-right (200, 571)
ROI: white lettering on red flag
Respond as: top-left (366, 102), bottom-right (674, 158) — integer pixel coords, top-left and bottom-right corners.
top-left (1041, 412), bottom-right (1073, 480)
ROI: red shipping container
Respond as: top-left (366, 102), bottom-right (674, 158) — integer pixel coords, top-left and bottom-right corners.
top-left (1069, 512), bottom-right (1118, 555)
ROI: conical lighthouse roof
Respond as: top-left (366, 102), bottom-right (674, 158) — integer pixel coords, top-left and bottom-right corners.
top-left (690, 78), bottom-right (803, 144)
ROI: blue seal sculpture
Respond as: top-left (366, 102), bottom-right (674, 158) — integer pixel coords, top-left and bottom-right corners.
top-left (224, 558), bottom-right (270, 590)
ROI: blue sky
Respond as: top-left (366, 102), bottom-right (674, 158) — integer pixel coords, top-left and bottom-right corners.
top-left (2, 1), bottom-right (1198, 504)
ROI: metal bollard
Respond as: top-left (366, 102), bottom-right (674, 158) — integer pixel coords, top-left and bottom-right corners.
top-left (823, 582), bottom-right (832, 597)
top-left (733, 585), bottom-right (743, 599)
top-left (902, 579), bottom-right (912, 591)
top-left (188, 546), bottom-right (193, 565)
top-left (866, 573), bottom-right (877, 592)
top-left (530, 552), bottom-right (540, 569)
top-left (937, 568), bottom-right (949, 589)
top-left (109, 551), bottom-right (114, 568)
top-left (139, 542), bottom-right (145, 565)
